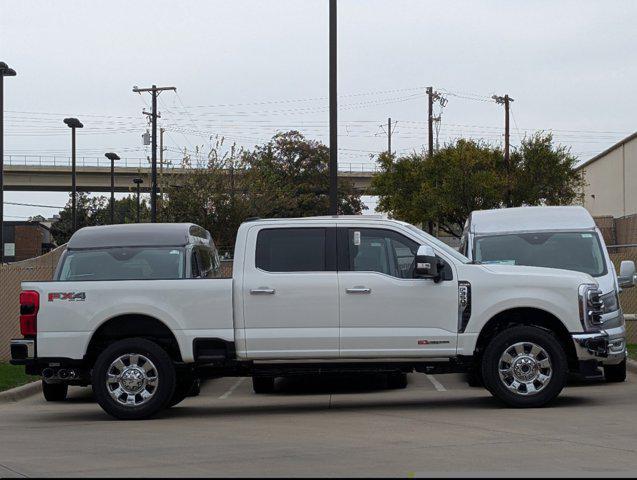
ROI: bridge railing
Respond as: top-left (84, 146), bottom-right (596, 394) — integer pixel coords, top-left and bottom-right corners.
top-left (3, 155), bottom-right (380, 172)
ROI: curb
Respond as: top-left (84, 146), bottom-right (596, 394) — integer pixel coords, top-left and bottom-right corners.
top-left (0, 380), bottom-right (42, 403)
top-left (627, 359), bottom-right (637, 375)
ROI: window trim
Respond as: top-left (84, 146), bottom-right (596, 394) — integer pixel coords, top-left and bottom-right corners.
top-left (254, 227), bottom-right (337, 273)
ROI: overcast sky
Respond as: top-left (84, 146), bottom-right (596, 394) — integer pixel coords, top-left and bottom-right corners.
top-left (2, 0), bottom-right (636, 220)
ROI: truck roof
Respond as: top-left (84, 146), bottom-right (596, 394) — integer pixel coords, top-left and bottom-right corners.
top-left (67, 223), bottom-right (212, 249)
top-left (470, 206), bottom-right (596, 235)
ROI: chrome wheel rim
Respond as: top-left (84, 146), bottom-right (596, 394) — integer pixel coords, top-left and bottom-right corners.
top-left (106, 353), bottom-right (158, 407)
top-left (498, 342), bottom-right (552, 396)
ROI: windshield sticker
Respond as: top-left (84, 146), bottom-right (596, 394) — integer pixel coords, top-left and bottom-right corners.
top-left (581, 234), bottom-right (592, 238)
top-left (353, 231), bottom-right (361, 246)
top-left (169, 250), bottom-right (181, 255)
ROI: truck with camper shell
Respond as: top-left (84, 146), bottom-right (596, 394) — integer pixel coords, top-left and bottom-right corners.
top-left (460, 205), bottom-right (632, 383)
top-left (10, 217), bottom-right (626, 419)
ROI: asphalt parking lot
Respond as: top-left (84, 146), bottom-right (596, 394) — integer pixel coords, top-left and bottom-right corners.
top-left (1, 372), bottom-right (637, 477)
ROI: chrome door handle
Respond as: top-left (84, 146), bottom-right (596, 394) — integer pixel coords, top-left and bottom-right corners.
top-left (250, 287), bottom-right (276, 295)
top-left (346, 286), bottom-right (371, 294)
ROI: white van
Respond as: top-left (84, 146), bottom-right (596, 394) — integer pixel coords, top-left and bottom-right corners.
top-left (460, 205), bottom-right (634, 382)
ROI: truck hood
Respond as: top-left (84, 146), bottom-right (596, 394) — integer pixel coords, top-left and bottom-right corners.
top-left (475, 263), bottom-right (597, 286)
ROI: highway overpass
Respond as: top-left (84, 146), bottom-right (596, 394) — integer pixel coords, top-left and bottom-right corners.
top-left (2, 157), bottom-right (376, 194)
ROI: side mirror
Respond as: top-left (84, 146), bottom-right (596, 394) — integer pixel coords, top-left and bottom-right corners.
top-left (414, 245), bottom-right (440, 281)
top-left (618, 260), bottom-right (636, 289)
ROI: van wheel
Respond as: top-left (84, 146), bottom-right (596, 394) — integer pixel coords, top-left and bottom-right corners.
top-left (604, 359), bottom-right (627, 383)
top-left (481, 326), bottom-right (568, 408)
top-left (252, 376), bottom-right (275, 394)
top-left (42, 381), bottom-right (68, 402)
top-left (92, 338), bottom-right (176, 420)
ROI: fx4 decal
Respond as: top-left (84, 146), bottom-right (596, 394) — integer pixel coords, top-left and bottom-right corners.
top-left (48, 292), bottom-right (86, 302)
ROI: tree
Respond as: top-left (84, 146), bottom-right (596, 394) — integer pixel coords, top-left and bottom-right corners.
top-left (510, 132), bottom-right (584, 207)
top-left (243, 131), bottom-right (365, 218)
top-left (50, 193), bottom-right (150, 245)
top-left (373, 133), bottom-right (584, 237)
top-left (163, 131), bottom-right (365, 250)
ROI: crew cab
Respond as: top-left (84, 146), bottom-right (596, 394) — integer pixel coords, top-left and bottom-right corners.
top-left (10, 217), bottom-right (625, 419)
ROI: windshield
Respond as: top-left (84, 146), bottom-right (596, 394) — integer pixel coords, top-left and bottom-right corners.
top-left (57, 247), bottom-right (185, 281)
top-left (474, 231), bottom-right (607, 277)
top-left (403, 223), bottom-right (469, 263)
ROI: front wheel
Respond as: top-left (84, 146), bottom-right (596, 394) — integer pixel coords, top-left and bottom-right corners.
top-left (481, 326), bottom-right (568, 408)
top-left (604, 359), bottom-right (627, 383)
top-left (42, 381), bottom-right (68, 402)
top-left (92, 338), bottom-right (176, 420)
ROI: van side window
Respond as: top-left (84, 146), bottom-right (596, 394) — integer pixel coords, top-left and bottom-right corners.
top-left (256, 228), bottom-right (327, 272)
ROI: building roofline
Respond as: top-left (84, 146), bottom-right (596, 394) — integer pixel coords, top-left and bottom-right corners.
top-left (576, 131), bottom-right (637, 171)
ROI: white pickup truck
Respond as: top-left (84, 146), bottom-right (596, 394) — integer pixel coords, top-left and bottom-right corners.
top-left (10, 217), bottom-right (626, 419)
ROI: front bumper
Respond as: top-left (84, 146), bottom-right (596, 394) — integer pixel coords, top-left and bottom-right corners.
top-left (572, 324), bottom-right (627, 366)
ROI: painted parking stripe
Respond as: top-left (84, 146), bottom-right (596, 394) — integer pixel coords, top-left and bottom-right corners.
top-left (218, 378), bottom-right (245, 399)
top-left (425, 374), bottom-right (447, 392)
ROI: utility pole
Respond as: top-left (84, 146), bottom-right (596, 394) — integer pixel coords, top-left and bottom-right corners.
top-left (328, 0), bottom-right (338, 215)
top-left (0, 62), bottom-right (17, 264)
top-left (133, 85), bottom-right (176, 222)
top-left (427, 87), bottom-right (434, 158)
top-left (492, 94), bottom-right (514, 207)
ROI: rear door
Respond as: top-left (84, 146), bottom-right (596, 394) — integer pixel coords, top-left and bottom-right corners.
top-left (337, 226), bottom-right (458, 357)
top-left (242, 225), bottom-right (339, 358)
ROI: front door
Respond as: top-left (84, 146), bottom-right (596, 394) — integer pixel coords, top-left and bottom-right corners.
top-left (338, 227), bottom-right (458, 358)
top-left (242, 226), bottom-right (339, 359)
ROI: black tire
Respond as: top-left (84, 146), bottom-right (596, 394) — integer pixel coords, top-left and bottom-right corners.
top-left (481, 325), bottom-right (568, 408)
top-left (252, 376), bottom-right (275, 394)
top-left (387, 372), bottom-right (408, 389)
top-left (42, 381), bottom-right (68, 402)
top-left (92, 338), bottom-right (176, 420)
top-left (167, 375), bottom-right (200, 408)
top-left (465, 368), bottom-right (483, 387)
top-left (604, 359), bottom-right (627, 383)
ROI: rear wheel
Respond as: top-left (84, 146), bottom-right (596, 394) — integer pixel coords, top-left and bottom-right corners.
top-left (481, 326), bottom-right (568, 408)
top-left (252, 376), bottom-right (275, 394)
top-left (92, 338), bottom-right (176, 420)
top-left (604, 359), bottom-right (627, 383)
top-left (42, 381), bottom-right (68, 402)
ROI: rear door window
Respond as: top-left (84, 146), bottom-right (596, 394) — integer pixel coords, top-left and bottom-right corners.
top-left (256, 228), bottom-right (333, 272)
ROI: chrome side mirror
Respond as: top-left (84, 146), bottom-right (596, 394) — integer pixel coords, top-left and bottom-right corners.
top-left (618, 260), bottom-right (636, 289)
top-left (414, 245), bottom-right (440, 281)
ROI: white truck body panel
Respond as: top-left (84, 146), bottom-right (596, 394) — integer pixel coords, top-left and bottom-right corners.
top-left (21, 216), bottom-right (599, 364)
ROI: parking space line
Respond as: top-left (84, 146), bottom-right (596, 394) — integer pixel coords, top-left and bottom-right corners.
top-left (425, 374), bottom-right (447, 392)
top-left (218, 378), bottom-right (245, 399)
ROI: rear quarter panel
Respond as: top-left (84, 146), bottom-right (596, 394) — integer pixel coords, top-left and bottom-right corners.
top-left (25, 278), bottom-right (234, 362)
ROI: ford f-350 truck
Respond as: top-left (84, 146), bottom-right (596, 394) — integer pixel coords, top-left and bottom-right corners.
top-left (10, 218), bottom-right (626, 419)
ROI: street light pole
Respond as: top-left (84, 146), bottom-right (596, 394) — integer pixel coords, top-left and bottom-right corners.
top-left (63, 118), bottom-right (83, 233)
top-left (0, 62), bottom-right (17, 264)
top-left (105, 152), bottom-right (120, 224)
top-left (328, 0), bottom-right (338, 215)
top-left (133, 178), bottom-right (143, 223)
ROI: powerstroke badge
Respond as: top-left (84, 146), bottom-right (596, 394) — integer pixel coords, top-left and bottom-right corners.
top-left (48, 292), bottom-right (86, 302)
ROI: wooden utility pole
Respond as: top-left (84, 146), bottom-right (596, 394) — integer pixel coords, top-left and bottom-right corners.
top-left (492, 94), bottom-right (514, 206)
top-left (133, 85), bottom-right (176, 222)
top-left (427, 87), bottom-right (434, 157)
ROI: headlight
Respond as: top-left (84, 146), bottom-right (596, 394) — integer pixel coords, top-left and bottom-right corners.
top-left (578, 284), bottom-right (603, 331)
top-left (600, 291), bottom-right (620, 314)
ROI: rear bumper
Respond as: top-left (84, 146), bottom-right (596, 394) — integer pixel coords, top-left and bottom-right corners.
top-left (9, 338), bottom-right (35, 365)
top-left (572, 325), bottom-right (626, 366)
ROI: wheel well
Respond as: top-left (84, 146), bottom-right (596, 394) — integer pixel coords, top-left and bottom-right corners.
top-left (474, 308), bottom-right (578, 368)
top-left (85, 315), bottom-right (182, 365)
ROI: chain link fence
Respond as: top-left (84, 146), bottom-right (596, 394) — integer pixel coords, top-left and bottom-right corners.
top-left (0, 246), bottom-right (65, 362)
